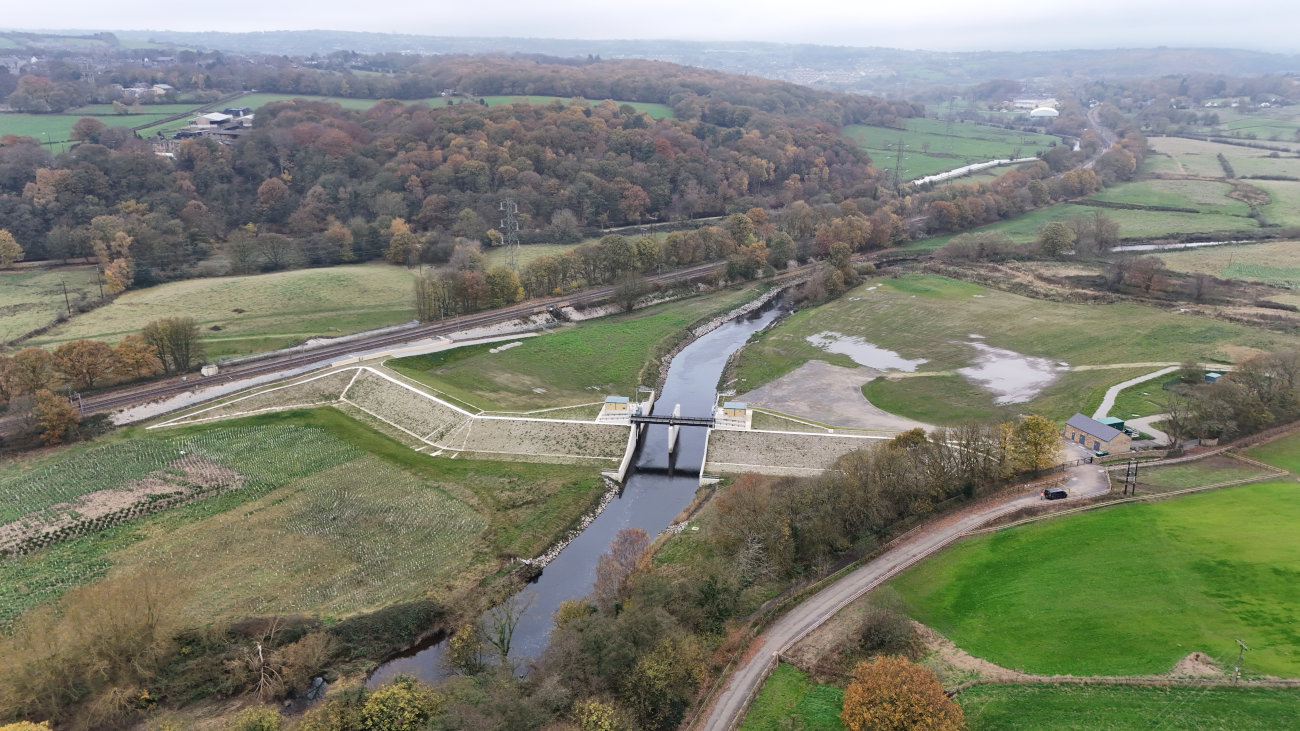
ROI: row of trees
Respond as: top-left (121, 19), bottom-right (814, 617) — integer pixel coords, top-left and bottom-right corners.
top-left (0, 318), bottom-right (201, 445)
top-left (1168, 349), bottom-right (1300, 444)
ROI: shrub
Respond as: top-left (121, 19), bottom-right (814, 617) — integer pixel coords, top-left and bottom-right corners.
top-left (841, 656), bottom-right (964, 731)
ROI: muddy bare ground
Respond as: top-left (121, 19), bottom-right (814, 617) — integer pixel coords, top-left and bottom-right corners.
top-left (741, 360), bottom-right (931, 432)
top-left (0, 455), bottom-right (244, 553)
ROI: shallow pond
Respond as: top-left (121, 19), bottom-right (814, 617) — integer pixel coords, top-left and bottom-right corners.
top-left (805, 331), bottom-right (927, 372)
top-left (956, 341), bottom-right (1066, 404)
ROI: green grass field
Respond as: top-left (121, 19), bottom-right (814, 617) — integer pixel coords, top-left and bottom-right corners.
top-left (1136, 456), bottom-right (1275, 489)
top-left (1157, 241), bottom-right (1300, 289)
top-left (843, 119), bottom-right (1058, 181)
top-left (1090, 179), bottom-right (1252, 216)
top-left (740, 664), bottom-right (844, 731)
top-left (0, 265), bottom-right (102, 343)
top-left (0, 111), bottom-right (181, 143)
top-left (0, 408), bottom-right (603, 629)
top-left (951, 203), bottom-right (1258, 246)
top-left (1257, 180), bottom-right (1300, 227)
top-left (1246, 430), bottom-right (1300, 473)
top-left (388, 285), bottom-right (763, 410)
top-left (889, 481), bottom-right (1300, 676)
top-left (1145, 137), bottom-right (1300, 179)
top-left (862, 367), bottom-right (1156, 425)
top-left (1107, 377), bottom-right (1175, 420)
top-left (481, 242), bottom-right (577, 269)
top-left (29, 263), bottom-right (417, 359)
top-left (741, 672), bottom-right (1300, 731)
top-left (959, 684), bottom-right (1300, 730)
top-left (733, 275), bottom-right (1292, 424)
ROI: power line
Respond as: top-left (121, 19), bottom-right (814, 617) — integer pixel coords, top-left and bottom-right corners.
top-left (499, 198), bottom-right (520, 271)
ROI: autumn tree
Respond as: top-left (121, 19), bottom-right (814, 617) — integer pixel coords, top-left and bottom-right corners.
top-left (1013, 414), bottom-right (1061, 472)
top-left (840, 656), bottom-right (964, 731)
top-left (53, 339), bottom-right (117, 389)
top-left (414, 272), bottom-right (449, 321)
top-left (1037, 221), bottom-right (1075, 257)
top-left (592, 527), bottom-right (650, 611)
top-left (359, 676), bottom-right (444, 731)
top-left (623, 636), bottom-right (704, 730)
top-left (444, 622), bottom-right (485, 675)
top-left (70, 117), bottom-right (107, 144)
top-left (8, 347), bottom-right (57, 394)
top-left (0, 229), bottom-right (23, 268)
top-left (112, 334), bottom-right (162, 379)
top-left (32, 389), bottom-right (80, 445)
top-left (766, 231), bottom-right (796, 269)
top-left (142, 317), bottom-right (203, 374)
top-left (484, 266), bottom-right (524, 308)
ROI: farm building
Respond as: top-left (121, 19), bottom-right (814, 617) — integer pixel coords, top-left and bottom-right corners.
top-left (191, 112), bottom-right (233, 127)
top-left (1064, 413), bottom-right (1131, 453)
top-left (1029, 107), bottom-right (1060, 118)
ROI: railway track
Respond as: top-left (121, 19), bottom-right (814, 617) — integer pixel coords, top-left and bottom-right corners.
top-left (1, 260), bottom-right (732, 432)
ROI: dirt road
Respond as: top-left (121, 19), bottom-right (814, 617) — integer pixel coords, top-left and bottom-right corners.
top-left (696, 458), bottom-right (1110, 730)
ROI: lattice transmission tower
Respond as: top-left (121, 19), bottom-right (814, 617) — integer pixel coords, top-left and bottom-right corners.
top-left (499, 199), bottom-right (521, 271)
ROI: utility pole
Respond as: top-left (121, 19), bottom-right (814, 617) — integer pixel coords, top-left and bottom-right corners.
top-left (499, 198), bottom-right (520, 271)
top-left (95, 266), bottom-right (105, 301)
top-left (893, 136), bottom-right (906, 195)
top-left (1234, 639), bottom-right (1249, 682)
top-left (60, 280), bottom-right (71, 315)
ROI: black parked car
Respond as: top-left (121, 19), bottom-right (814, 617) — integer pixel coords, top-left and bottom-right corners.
top-left (1042, 487), bottom-right (1068, 500)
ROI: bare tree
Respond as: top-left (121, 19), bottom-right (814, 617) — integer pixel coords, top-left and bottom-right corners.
top-left (483, 591), bottom-right (535, 670)
top-left (142, 317), bottom-right (204, 374)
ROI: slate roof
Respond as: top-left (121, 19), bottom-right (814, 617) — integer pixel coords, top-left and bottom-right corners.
top-left (1065, 413), bottom-right (1122, 442)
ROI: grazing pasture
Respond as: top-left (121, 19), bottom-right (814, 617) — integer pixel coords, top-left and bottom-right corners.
top-left (889, 481), bottom-right (1300, 676)
top-left (844, 118), bottom-right (1059, 181)
top-left (959, 684), bottom-right (1300, 730)
top-left (0, 265), bottom-right (101, 344)
top-left (1157, 240), bottom-right (1300, 288)
top-left (0, 111), bottom-right (180, 143)
top-left (29, 263), bottom-right (417, 359)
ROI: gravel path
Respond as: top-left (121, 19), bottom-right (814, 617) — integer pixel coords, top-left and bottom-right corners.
top-left (695, 459), bottom-right (1110, 731)
top-left (1092, 366), bottom-right (1178, 419)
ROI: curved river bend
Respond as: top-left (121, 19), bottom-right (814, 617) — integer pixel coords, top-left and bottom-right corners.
top-left (368, 297), bottom-right (786, 686)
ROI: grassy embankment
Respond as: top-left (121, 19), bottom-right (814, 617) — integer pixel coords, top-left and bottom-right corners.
top-left (387, 284), bottom-right (765, 411)
top-left (28, 263), bottom-right (417, 359)
top-left (731, 274), bottom-right (1296, 425)
top-left (0, 407), bottom-right (604, 633)
top-left (843, 118), bottom-right (1059, 181)
top-left (0, 265), bottom-right (102, 344)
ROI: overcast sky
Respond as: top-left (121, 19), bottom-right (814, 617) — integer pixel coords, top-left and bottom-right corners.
top-left (9, 0), bottom-right (1299, 53)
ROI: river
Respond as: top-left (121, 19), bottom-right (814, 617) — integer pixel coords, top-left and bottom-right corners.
top-left (367, 296), bottom-right (787, 686)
